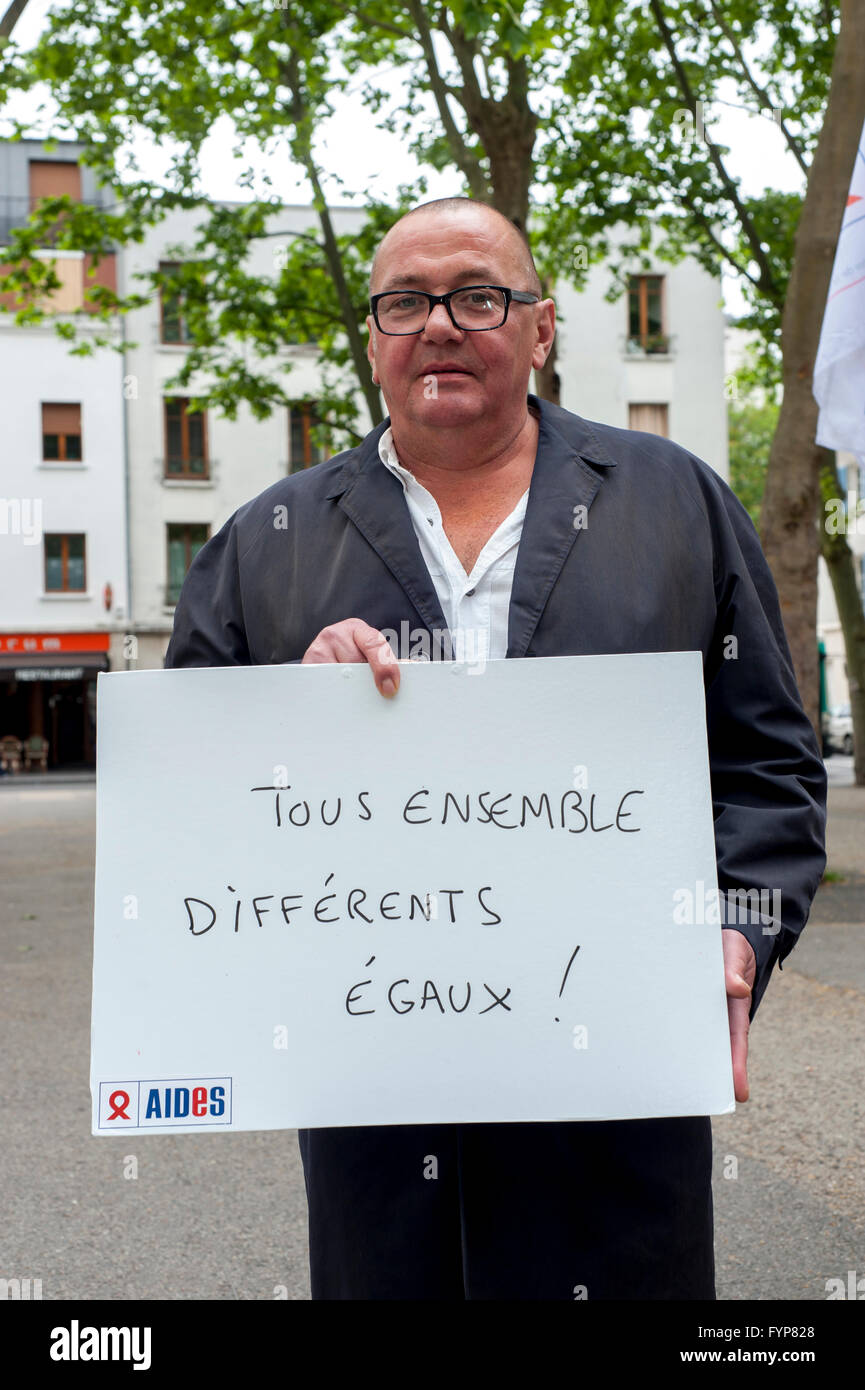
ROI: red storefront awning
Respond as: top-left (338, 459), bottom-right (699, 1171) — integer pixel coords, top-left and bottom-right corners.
top-left (0, 632), bottom-right (110, 655)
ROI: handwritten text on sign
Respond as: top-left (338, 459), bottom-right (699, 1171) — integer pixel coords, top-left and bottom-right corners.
top-left (90, 653), bottom-right (734, 1134)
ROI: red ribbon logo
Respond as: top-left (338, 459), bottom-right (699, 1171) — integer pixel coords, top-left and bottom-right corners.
top-left (107, 1089), bottom-right (131, 1120)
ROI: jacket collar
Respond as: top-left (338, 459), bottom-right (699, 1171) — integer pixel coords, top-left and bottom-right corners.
top-left (326, 396), bottom-right (615, 658)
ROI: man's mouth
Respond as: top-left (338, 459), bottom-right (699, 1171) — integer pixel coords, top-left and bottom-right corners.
top-left (420, 364), bottom-right (474, 376)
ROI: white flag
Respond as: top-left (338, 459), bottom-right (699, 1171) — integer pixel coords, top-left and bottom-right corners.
top-left (814, 124), bottom-right (865, 459)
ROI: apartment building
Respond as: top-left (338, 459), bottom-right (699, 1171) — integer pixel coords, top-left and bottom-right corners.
top-left (556, 248), bottom-right (728, 479)
top-left (0, 140), bottom-right (127, 770)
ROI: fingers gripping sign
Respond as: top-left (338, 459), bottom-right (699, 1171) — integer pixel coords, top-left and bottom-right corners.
top-left (722, 930), bottom-right (757, 1102)
top-left (302, 618), bottom-right (401, 698)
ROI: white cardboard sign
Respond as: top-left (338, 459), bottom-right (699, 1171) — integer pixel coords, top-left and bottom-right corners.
top-left (90, 651), bottom-right (735, 1135)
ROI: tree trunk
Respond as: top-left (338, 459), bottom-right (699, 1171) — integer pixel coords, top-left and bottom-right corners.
top-left (820, 450), bottom-right (865, 784)
top-left (481, 123), bottom-right (559, 403)
top-left (0, 0), bottom-right (29, 41)
top-left (280, 40), bottom-right (383, 428)
top-left (760, 0), bottom-right (865, 737)
top-left (308, 163), bottom-right (383, 428)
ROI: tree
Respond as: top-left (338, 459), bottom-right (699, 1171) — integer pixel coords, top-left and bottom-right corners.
top-left (0, 0), bottom-right (394, 439)
top-left (538, 0), bottom-right (864, 752)
top-left (759, 0), bottom-right (865, 754)
top-left (820, 452), bottom-right (865, 783)
top-left (2, 0), bottom-right (863, 750)
top-left (0, 0), bottom-right (579, 428)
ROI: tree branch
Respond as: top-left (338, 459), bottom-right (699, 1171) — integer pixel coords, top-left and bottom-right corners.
top-left (437, 9), bottom-right (486, 111)
top-left (279, 39), bottom-right (383, 425)
top-left (648, 0), bottom-right (782, 305)
top-left (705, 0), bottom-right (809, 175)
top-left (350, 7), bottom-right (414, 40)
top-left (253, 227), bottom-right (326, 248)
top-left (405, 0), bottom-right (489, 199)
top-left (505, 50), bottom-right (529, 111)
top-left (0, 0), bottom-right (29, 41)
top-left (479, 49), bottom-right (494, 100)
top-left (686, 203), bottom-right (762, 287)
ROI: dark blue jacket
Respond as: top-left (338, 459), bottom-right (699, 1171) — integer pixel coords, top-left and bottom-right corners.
top-left (166, 394), bottom-right (827, 1021)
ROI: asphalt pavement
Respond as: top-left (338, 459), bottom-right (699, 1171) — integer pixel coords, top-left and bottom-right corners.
top-left (0, 762), bottom-right (862, 1301)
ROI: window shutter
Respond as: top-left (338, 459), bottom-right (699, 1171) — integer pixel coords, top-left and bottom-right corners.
top-left (42, 403), bottom-right (82, 434)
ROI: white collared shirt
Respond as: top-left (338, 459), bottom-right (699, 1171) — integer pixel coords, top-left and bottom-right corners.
top-left (378, 425), bottom-right (528, 662)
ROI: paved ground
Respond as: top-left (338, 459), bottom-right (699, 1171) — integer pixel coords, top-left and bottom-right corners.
top-left (0, 764), bottom-right (862, 1301)
top-left (713, 764), bottom-right (865, 1300)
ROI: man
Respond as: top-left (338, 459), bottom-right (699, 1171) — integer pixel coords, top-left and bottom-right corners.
top-left (165, 197), bottom-right (827, 1300)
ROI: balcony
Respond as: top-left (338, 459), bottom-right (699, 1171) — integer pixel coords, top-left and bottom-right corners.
top-left (624, 333), bottom-right (674, 358)
top-left (0, 195), bottom-right (111, 247)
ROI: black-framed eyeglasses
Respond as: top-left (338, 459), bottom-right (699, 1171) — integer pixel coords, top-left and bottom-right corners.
top-left (369, 284), bottom-right (540, 335)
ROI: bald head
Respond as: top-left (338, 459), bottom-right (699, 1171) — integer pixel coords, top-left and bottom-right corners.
top-left (369, 197), bottom-right (542, 299)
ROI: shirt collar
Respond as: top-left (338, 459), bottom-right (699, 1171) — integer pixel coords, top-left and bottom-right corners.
top-left (377, 424), bottom-right (408, 482)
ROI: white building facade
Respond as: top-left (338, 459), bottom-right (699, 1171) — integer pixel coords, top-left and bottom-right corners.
top-left (120, 203), bottom-right (370, 671)
top-left (0, 140), bottom-right (127, 769)
top-left (555, 247), bottom-right (728, 479)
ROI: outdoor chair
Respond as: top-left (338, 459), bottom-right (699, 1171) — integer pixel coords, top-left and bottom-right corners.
top-left (0, 735), bottom-right (23, 774)
top-left (24, 734), bottom-right (49, 772)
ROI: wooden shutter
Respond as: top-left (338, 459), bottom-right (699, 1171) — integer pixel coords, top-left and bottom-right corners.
top-left (29, 161), bottom-right (82, 202)
top-left (42, 403), bottom-right (82, 434)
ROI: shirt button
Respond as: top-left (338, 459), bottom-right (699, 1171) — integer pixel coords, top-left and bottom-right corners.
top-left (465, 588), bottom-right (476, 596)
top-left (427, 517), bottom-right (434, 526)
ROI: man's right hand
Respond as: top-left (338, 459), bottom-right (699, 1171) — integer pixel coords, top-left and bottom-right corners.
top-left (301, 618), bottom-right (401, 697)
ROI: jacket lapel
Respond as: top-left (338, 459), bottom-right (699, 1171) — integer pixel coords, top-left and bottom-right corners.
top-left (506, 399), bottom-right (616, 657)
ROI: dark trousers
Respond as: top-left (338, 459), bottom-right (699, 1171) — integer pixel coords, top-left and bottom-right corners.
top-left (297, 1116), bottom-right (715, 1300)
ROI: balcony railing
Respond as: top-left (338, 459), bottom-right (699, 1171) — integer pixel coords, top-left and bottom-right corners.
top-left (0, 195), bottom-right (111, 247)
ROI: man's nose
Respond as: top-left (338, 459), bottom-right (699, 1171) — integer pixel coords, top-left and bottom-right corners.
top-left (421, 303), bottom-right (463, 341)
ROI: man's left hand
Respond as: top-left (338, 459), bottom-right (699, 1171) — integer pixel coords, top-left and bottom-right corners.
top-left (723, 930), bottom-right (757, 1102)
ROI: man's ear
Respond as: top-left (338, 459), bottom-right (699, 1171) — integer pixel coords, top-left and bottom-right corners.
top-left (531, 300), bottom-right (557, 371)
top-left (366, 314), bottom-right (379, 385)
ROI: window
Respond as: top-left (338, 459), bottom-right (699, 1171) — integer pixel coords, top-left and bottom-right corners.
top-left (628, 275), bottom-right (667, 352)
top-left (28, 163), bottom-right (82, 271)
top-left (628, 403), bottom-right (669, 437)
top-left (167, 524), bottom-right (210, 605)
top-left (42, 403), bottom-right (82, 462)
top-left (159, 261), bottom-right (193, 344)
top-left (44, 534), bottom-right (86, 592)
top-left (288, 400), bottom-right (325, 472)
top-left (164, 398), bottom-right (208, 478)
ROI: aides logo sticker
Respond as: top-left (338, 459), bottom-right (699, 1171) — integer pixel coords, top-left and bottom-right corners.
top-left (97, 1077), bottom-right (232, 1129)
